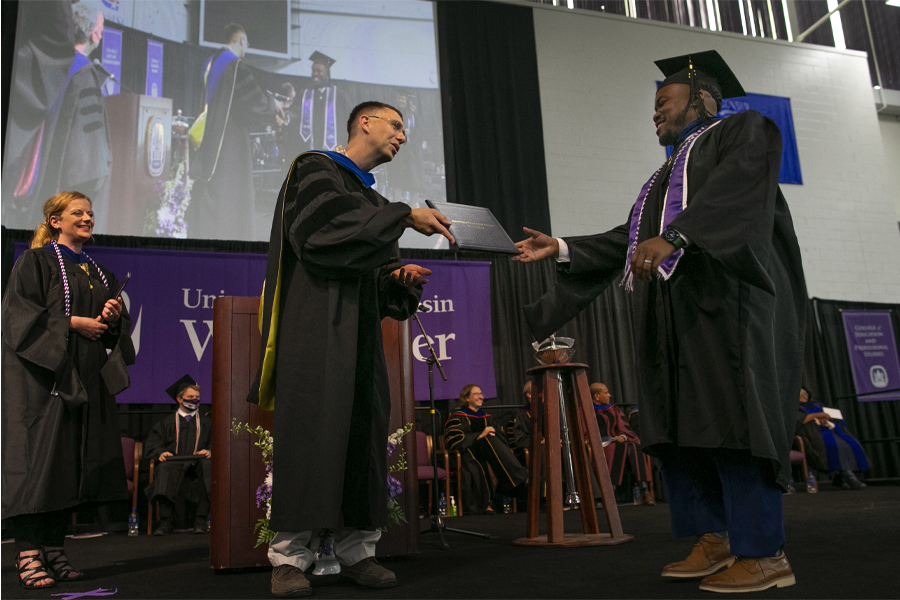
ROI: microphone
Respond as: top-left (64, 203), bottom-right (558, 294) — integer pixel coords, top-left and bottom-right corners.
top-left (92, 59), bottom-right (118, 82)
top-left (417, 303), bottom-right (432, 313)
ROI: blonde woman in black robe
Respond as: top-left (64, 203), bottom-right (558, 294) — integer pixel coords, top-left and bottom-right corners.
top-left (2, 191), bottom-right (133, 588)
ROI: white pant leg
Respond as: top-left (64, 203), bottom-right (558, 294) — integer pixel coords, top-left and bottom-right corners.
top-left (333, 528), bottom-right (381, 567)
top-left (268, 530), bottom-right (316, 570)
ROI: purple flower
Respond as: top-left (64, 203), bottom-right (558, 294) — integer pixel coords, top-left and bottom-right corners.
top-left (387, 442), bottom-right (396, 457)
top-left (387, 475), bottom-right (402, 499)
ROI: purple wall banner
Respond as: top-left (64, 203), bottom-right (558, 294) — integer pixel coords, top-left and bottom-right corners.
top-left (145, 40), bottom-right (164, 97)
top-left (15, 244), bottom-right (266, 404)
top-left (841, 310), bottom-right (900, 402)
top-left (101, 27), bottom-right (122, 96)
top-left (402, 259), bottom-right (497, 401)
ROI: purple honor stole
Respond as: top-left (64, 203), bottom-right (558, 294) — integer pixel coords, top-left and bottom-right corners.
top-left (299, 86), bottom-right (338, 150)
top-left (622, 119), bottom-right (724, 292)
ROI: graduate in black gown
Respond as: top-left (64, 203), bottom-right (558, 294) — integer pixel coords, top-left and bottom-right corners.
top-left (515, 51), bottom-right (806, 593)
top-left (144, 374), bottom-right (212, 535)
top-left (2, 191), bottom-right (133, 588)
top-left (444, 385), bottom-right (528, 515)
top-left (506, 381), bottom-right (534, 466)
top-left (247, 101), bottom-right (454, 596)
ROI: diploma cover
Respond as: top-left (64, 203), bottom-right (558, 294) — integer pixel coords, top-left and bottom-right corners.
top-left (425, 200), bottom-right (518, 254)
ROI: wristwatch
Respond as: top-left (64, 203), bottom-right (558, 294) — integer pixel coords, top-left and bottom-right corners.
top-left (661, 227), bottom-right (686, 250)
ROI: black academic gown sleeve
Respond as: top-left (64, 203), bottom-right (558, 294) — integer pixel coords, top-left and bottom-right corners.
top-left (289, 156), bottom-right (412, 280)
top-left (523, 221), bottom-right (630, 341)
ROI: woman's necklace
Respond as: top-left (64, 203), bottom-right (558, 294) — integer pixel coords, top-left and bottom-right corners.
top-left (50, 240), bottom-right (109, 315)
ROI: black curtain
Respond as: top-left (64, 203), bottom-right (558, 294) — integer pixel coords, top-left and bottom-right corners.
top-left (437, 0), bottom-right (552, 236)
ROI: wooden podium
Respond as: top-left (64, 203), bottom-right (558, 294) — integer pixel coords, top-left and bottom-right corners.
top-left (210, 296), bottom-right (419, 569)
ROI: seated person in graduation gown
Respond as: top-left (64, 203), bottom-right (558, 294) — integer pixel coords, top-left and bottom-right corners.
top-left (144, 375), bottom-right (212, 535)
top-left (444, 384), bottom-right (527, 515)
top-left (591, 383), bottom-right (654, 505)
top-left (795, 388), bottom-right (869, 490)
top-left (506, 381), bottom-right (534, 467)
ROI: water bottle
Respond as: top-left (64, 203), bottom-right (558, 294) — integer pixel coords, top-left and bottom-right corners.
top-left (633, 483), bottom-right (642, 505)
top-left (806, 470), bottom-right (818, 493)
top-left (502, 496), bottom-right (512, 514)
top-left (438, 492), bottom-right (447, 516)
top-left (449, 496), bottom-right (457, 517)
top-left (128, 508), bottom-right (139, 536)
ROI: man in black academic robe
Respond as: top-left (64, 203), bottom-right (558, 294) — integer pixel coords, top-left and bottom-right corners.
top-left (190, 23), bottom-right (277, 240)
top-left (144, 375), bottom-right (211, 535)
top-left (3, 1), bottom-right (112, 233)
top-left (247, 100), bottom-right (452, 597)
top-left (515, 51), bottom-right (806, 594)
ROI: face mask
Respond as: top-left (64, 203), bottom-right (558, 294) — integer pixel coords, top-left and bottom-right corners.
top-left (181, 400), bottom-right (199, 412)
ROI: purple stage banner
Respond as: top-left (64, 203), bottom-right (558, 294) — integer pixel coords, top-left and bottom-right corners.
top-left (15, 244), bottom-right (266, 403)
top-left (841, 310), bottom-right (900, 402)
top-left (145, 40), bottom-right (164, 97)
top-left (402, 259), bottom-right (497, 401)
top-left (100, 27), bottom-right (122, 96)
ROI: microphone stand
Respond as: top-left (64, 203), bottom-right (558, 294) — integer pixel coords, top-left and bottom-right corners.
top-left (412, 309), bottom-right (490, 548)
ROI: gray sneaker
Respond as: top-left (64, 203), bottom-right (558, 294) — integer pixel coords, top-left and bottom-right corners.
top-left (339, 557), bottom-right (397, 589)
top-left (271, 564), bottom-right (313, 598)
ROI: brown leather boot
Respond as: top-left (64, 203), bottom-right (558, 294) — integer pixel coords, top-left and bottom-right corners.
top-left (699, 553), bottom-right (795, 593)
top-left (661, 533), bottom-right (734, 578)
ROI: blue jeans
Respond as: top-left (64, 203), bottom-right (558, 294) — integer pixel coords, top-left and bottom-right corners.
top-left (660, 447), bottom-right (785, 557)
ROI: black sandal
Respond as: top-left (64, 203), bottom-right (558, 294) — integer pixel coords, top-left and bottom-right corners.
top-left (16, 552), bottom-right (57, 589)
top-left (43, 547), bottom-right (85, 581)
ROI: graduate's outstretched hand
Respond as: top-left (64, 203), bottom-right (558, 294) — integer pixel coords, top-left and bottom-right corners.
top-left (70, 316), bottom-right (108, 340)
top-left (405, 208), bottom-right (455, 245)
top-left (391, 265), bottom-right (431, 287)
top-left (630, 236), bottom-right (677, 281)
top-left (513, 227), bottom-right (558, 263)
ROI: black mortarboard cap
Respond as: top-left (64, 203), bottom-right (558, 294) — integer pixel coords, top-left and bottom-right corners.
top-left (309, 51), bottom-right (336, 68)
top-left (655, 50), bottom-right (746, 101)
top-left (166, 373), bottom-right (197, 402)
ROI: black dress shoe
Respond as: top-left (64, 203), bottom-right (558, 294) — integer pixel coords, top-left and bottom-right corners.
top-left (192, 517), bottom-right (209, 534)
top-left (153, 519), bottom-right (173, 536)
top-left (842, 470), bottom-right (867, 490)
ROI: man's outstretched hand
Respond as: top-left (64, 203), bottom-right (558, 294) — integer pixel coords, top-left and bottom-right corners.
top-left (405, 208), bottom-right (455, 245)
top-left (513, 227), bottom-right (559, 263)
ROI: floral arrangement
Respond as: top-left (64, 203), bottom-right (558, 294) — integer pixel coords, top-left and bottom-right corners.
top-left (152, 159), bottom-right (192, 238)
top-left (231, 419), bottom-right (413, 548)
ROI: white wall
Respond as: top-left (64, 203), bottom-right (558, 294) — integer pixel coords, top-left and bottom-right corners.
top-left (878, 115), bottom-right (900, 223)
top-left (532, 6), bottom-right (900, 303)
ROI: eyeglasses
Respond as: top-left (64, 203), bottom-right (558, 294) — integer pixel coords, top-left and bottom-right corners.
top-left (366, 115), bottom-right (407, 142)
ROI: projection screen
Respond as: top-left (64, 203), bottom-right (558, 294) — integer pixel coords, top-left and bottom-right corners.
top-left (2, 0), bottom-right (447, 247)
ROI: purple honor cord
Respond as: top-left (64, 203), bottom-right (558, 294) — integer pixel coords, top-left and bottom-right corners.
top-left (52, 588), bottom-right (118, 600)
top-left (621, 119), bottom-right (724, 291)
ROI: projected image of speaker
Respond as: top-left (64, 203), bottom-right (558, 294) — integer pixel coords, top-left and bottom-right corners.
top-left (105, 94), bottom-right (173, 236)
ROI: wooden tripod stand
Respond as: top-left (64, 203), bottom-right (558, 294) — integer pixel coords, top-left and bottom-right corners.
top-left (513, 363), bottom-right (634, 547)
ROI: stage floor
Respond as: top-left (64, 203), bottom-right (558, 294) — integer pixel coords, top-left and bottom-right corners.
top-left (3, 485), bottom-right (898, 599)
